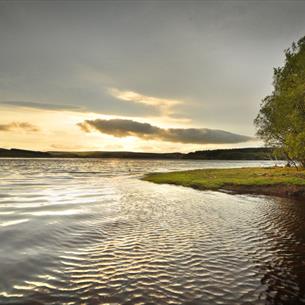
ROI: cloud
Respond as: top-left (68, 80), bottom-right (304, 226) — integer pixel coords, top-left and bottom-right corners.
top-left (0, 122), bottom-right (39, 132)
top-left (78, 119), bottom-right (253, 144)
top-left (0, 101), bottom-right (84, 112)
top-left (109, 88), bottom-right (183, 117)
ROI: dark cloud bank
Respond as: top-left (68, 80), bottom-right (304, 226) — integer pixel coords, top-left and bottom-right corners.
top-left (78, 119), bottom-right (252, 144)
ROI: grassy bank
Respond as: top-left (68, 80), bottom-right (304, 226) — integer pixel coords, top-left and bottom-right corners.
top-left (143, 167), bottom-right (305, 198)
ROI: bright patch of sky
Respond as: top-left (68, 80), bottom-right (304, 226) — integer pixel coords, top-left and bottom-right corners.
top-left (1, 1), bottom-right (305, 151)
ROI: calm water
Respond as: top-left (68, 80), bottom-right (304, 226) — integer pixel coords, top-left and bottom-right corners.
top-left (0, 158), bottom-right (305, 305)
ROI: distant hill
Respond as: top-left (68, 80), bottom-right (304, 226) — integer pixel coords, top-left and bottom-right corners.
top-left (0, 148), bottom-right (51, 158)
top-left (50, 151), bottom-right (184, 159)
top-left (0, 147), bottom-right (279, 160)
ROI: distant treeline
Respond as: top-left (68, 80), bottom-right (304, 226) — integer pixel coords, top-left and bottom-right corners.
top-left (0, 147), bottom-right (281, 160)
top-left (184, 147), bottom-right (276, 160)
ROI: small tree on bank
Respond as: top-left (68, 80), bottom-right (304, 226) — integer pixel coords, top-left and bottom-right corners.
top-left (254, 36), bottom-right (305, 168)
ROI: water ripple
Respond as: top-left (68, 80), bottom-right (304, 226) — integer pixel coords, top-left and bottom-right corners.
top-left (0, 158), bottom-right (304, 305)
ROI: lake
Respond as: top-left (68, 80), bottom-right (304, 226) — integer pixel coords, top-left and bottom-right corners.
top-left (0, 158), bottom-right (305, 305)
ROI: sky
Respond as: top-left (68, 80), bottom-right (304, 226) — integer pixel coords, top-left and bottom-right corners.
top-left (1, 0), bottom-right (305, 152)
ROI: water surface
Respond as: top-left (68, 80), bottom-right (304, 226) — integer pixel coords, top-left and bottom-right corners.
top-left (0, 159), bottom-right (305, 305)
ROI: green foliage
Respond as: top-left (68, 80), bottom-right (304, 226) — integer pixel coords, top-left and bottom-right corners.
top-left (255, 36), bottom-right (305, 167)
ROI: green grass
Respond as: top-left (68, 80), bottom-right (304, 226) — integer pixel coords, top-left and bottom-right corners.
top-left (143, 167), bottom-right (305, 191)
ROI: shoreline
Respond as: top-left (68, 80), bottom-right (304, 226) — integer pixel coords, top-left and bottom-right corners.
top-left (201, 183), bottom-right (305, 198)
top-left (143, 167), bottom-right (305, 199)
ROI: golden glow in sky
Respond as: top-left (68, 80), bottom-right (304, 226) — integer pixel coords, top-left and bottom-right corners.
top-left (2, 1), bottom-right (303, 152)
top-left (0, 89), bottom-right (258, 152)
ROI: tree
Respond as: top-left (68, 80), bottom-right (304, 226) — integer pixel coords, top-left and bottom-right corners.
top-left (254, 36), bottom-right (305, 168)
